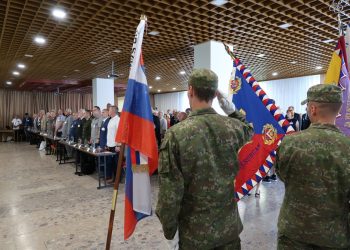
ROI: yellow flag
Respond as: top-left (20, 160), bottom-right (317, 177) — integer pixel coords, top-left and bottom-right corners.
top-left (324, 50), bottom-right (341, 85)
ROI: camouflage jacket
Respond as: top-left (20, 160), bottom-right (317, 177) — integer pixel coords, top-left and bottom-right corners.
top-left (276, 123), bottom-right (350, 248)
top-left (156, 107), bottom-right (253, 249)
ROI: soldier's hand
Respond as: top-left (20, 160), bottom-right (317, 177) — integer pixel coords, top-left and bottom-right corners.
top-left (217, 90), bottom-right (236, 115)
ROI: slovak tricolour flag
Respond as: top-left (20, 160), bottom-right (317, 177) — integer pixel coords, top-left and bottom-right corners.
top-left (228, 55), bottom-right (294, 201)
top-left (116, 18), bottom-right (158, 240)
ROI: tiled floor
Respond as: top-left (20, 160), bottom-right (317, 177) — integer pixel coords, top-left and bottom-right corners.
top-left (0, 142), bottom-right (285, 250)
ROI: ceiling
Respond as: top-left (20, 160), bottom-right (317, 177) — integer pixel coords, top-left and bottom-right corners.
top-left (0, 0), bottom-right (348, 94)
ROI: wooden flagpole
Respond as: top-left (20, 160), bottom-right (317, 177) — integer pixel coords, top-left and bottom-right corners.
top-left (105, 143), bottom-right (126, 250)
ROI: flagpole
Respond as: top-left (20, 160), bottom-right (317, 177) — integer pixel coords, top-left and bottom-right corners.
top-left (223, 43), bottom-right (236, 60)
top-left (105, 143), bottom-right (126, 250)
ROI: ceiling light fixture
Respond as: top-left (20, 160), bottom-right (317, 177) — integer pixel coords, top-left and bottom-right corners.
top-left (210, 0), bottom-right (228, 7)
top-left (12, 71), bottom-right (20, 76)
top-left (52, 8), bottom-right (67, 19)
top-left (34, 36), bottom-right (46, 44)
top-left (180, 71), bottom-right (186, 75)
top-left (90, 61), bottom-right (97, 64)
top-left (169, 58), bottom-right (176, 61)
top-left (74, 69), bottom-right (80, 72)
top-left (113, 49), bottom-right (122, 53)
top-left (272, 72), bottom-right (278, 76)
top-left (172, 87), bottom-right (177, 90)
top-left (24, 54), bottom-right (33, 58)
top-left (6, 81), bottom-right (12, 85)
top-left (155, 76), bottom-right (161, 80)
top-left (157, 89), bottom-right (161, 92)
top-left (149, 86), bottom-right (153, 89)
top-left (322, 39), bottom-right (334, 43)
top-left (148, 31), bottom-right (160, 36)
top-left (315, 66), bottom-right (323, 70)
top-left (290, 61), bottom-right (297, 64)
top-left (278, 23), bottom-right (293, 29)
top-left (257, 54), bottom-right (265, 58)
top-left (17, 63), bottom-right (26, 69)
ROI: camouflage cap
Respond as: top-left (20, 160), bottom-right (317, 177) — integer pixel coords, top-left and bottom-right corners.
top-left (301, 84), bottom-right (342, 105)
top-left (188, 68), bottom-right (218, 90)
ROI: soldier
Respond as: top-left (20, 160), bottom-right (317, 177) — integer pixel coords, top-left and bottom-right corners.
top-left (276, 84), bottom-right (350, 249)
top-left (156, 68), bottom-right (253, 249)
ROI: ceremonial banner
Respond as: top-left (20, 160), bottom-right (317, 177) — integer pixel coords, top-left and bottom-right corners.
top-left (224, 45), bottom-right (294, 200)
top-left (116, 18), bottom-right (158, 240)
top-left (324, 36), bottom-right (350, 136)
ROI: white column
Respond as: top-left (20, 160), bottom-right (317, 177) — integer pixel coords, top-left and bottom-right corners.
top-left (194, 40), bottom-right (233, 115)
top-left (92, 78), bottom-right (115, 109)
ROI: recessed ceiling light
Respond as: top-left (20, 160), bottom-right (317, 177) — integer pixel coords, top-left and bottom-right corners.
top-left (6, 81), bottom-right (12, 85)
top-left (157, 89), bottom-right (161, 92)
top-left (315, 66), bottom-right (323, 70)
top-left (322, 39), bottom-right (334, 43)
top-left (12, 71), bottom-right (20, 76)
top-left (180, 71), bottom-right (186, 75)
top-left (52, 8), bottom-right (67, 19)
top-left (24, 54), bottom-right (33, 58)
top-left (169, 58), bottom-right (176, 61)
top-left (290, 61), bottom-right (297, 64)
top-left (74, 69), bottom-right (80, 72)
top-left (90, 61), bottom-right (97, 64)
top-left (34, 36), bottom-right (46, 44)
top-left (172, 87), bottom-right (177, 90)
top-left (113, 49), bottom-right (122, 53)
top-left (155, 76), bottom-right (161, 80)
top-left (149, 86), bottom-right (153, 89)
top-left (210, 0), bottom-right (228, 7)
top-left (148, 31), bottom-right (160, 36)
top-left (257, 54), bottom-right (265, 58)
top-left (278, 23), bottom-right (293, 29)
top-left (63, 76), bottom-right (67, 78)
top-left (272, 72), bottom-right (278, 76)
top-left (17, 63), bottom-right (26, 69)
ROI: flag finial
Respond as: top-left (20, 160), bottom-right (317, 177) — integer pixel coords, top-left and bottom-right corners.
top-left (140, 14), bottom-right (147, 21)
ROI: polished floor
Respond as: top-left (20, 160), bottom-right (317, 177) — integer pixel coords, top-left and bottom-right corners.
top-left (0, 142), bottom-right (285, 250)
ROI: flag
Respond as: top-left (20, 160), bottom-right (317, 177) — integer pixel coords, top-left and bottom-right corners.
top-left (345, 25), bottom-right (350, 72)
top-left (324, 36), bottom-right (350, 136)
top-left (228, 57), bottom-right (294, 200)
top-left (115, 18), bottom-right (158, 240)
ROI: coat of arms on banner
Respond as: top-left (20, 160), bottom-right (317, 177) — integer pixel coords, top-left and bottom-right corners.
top-left (262, 124), bottom-right (277, 145)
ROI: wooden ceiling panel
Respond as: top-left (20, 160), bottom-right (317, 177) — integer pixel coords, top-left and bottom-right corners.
top-left (0, 0), bottom-right (344, 93)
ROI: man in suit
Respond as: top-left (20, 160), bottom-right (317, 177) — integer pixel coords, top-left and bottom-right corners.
top-left (99, 109), bottom-right (110, 149)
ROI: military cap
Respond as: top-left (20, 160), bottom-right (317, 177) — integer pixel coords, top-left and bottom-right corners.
top-left (188, 68), bottom-right (218, 90)
top-left (301, 84), bottom-right (342, 105)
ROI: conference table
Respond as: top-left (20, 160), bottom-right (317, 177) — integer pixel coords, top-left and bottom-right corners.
top-left (39, 133), bottom-right (61, 156)
top-left (58, 140), bottom-right (116, 189)
top-left (0, 129), bottom-right (14, 142)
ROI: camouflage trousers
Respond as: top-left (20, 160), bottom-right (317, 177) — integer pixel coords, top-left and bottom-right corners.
top-left (278, 235), bottom-right (350, 250)
top-left (179, 238), bottom-right (241, 250)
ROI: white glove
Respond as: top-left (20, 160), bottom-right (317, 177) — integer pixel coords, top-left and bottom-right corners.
top-left (217, 91), bottom-right (236, 115)
top-left (166, 229), bottom-right (179, 250)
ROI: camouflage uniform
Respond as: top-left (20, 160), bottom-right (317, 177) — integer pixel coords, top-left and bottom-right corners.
top-left (156, 69), bottom-right (253, 249)
top-left (276, 84), bottom-right (350, 249)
